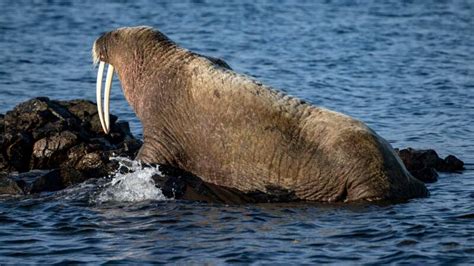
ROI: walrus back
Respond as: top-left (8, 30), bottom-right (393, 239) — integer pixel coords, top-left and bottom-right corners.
top-left (179, 55), bottom-right (428, 202)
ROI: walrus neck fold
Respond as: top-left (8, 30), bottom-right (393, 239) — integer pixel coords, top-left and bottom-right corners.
top-left (115, 44), bottom-right (192, 121)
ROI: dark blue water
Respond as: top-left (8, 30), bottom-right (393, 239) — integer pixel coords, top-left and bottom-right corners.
top-left (1, 0), bottom-right (473, 264)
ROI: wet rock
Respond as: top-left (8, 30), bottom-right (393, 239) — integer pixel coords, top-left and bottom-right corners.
top-left (0, 114), bottom-right (4, 132)
top-left (0, 174), bottom-right (24, 195)
top-left (4, 97), bottom-right (76, 137)
top-left (7, 169), bottom-right (56, 194)
top-left (114, 138), bottom-right (143, 158)
top-left (75, 152), bottom-right (109, 178)
top-left (57, 167), bottom-right (89, 188)
top-left (409, 167), bottom-right (438, 183)
top-left (0, 97), bottom-right (142, 195)
top-left (8, 168), bottom-right (91, 194)
top-left (28, 167), bottom-right (95, 194)
top-left (0, 155), bottom-right (6, 172)
top-left (28, 169), bottom-right (64, 193)
top-left (109, 121), bottom-right (133, 144)
top-left (438, 155), bottom-right (464, 172)
top-left (4, 132), bottom-right (33, 172)
top-left (31, 131), bottom-right (78, 169)
top-left (59, 99), bottom-right (118, 137)
top-left (396, 148), bottom-right (465, 183)
top-left (0, 136), bottom-right (6, 171)
top-left (397, 148), bottom-right (440, 170)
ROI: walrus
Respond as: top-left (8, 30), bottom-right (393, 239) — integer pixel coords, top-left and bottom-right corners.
top-left (92, 26), bottom-right (428, 202)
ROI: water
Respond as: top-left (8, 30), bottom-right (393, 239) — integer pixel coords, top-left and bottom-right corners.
top-left (1, 0), bottom-right (473, 264)
top-left (93, 157), bottom-right (167, 204)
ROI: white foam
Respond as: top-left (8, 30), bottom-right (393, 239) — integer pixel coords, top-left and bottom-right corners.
top-left (94, 157), bottom-right (168, 203)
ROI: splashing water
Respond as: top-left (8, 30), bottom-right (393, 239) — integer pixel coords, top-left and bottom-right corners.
top-left (94, 157), bottom-right (168, 203)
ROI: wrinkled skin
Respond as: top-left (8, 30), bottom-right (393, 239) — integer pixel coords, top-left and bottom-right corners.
top-left (93, 26), bottom-right (428, 202)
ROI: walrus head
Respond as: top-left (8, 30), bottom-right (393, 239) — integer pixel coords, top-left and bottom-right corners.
top-left (92, 26), bottom-right (175, 133)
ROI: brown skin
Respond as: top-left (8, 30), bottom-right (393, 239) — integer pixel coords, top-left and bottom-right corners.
top-left (93, 26), bottom-right (428, 202)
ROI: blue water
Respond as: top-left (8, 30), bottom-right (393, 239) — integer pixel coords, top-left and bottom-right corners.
top-left (1, 0), bottom-right (473, 264)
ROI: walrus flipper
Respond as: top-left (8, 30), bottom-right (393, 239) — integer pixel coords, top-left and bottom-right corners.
top-left (135, 142), bottom-right (167, 165)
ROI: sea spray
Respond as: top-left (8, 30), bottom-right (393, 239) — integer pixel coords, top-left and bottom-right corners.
top-left (94, 157), bottom-right (168, 203)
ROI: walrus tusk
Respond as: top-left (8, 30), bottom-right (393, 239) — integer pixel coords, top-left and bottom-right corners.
top-left (95, 61), bottom-right (114, 134)
top-left (104, 64), bottom-right (114, 133)
top-left (96, 61), bottom-right (107, 133)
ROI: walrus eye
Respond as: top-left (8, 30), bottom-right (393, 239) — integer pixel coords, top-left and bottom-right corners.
top-left (96, 61), bottom-right (115, 134)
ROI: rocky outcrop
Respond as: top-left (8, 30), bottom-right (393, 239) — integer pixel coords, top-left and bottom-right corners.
top-left (395, 148), bottom-right (464, 183)
top-left (0, 97), bottom-right (142, 195)
top-left (0, 173), bottom-right (23, 195)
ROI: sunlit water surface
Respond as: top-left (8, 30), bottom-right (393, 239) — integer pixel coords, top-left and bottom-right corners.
top-left (0, 0), bottom-right (473, 264)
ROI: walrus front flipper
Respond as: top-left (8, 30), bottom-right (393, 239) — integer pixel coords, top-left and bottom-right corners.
top-left (135, 142), bottom-right (168, 165)
top-left (153, 165), bottom-right (302, 204)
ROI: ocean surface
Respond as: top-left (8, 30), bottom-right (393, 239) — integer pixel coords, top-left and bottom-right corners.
top-left (1, 0), bottom-right (473, 264)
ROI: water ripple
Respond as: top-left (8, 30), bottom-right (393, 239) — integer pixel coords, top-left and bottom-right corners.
top-left (0, 0), bottom-right (473, 264)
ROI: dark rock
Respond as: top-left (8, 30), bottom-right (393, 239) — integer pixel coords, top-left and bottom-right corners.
top-left (409, 167), bottom-right (438, 183)
top-left (0, 174), bottom-right (24, 195)
top-left (396, 148), bottom-right (465, 183)
top-left (58, 99), bottom-right (118, 136)
top-left (3, 98), bottom-right (51, 133)
top-left (397, 148), bottom-right (442, 169)
top-left (57, 167), bottom-right (89, 187)
top-left (4, 97), bottom-right (75, 136)
top-left (113, 138), bottom-right (143, 158)
top-left (26, 168), bottom-right (90, 194)
top-left (115, 121), bottom-right (132, 138)
top-left (0, 97), bottom-right (143, 195)
top-left (0, 133), bottom-right (6, 171)
top-left (8, 169), bottom-right (59, 194)
top-left (0, 154), bottom-right (6, 172)
top-left (0, 114), bottom-right (4, 133)
top-left (109, 121), bottom-right (133, 144)
top-left (28, 169), bottom-right (64, 193)
top-left (14, 179), bottom-right (28, 192)
top-left (5, 132), bottom-right (33, 172)
top-left (439, 155), bottom-right (464, 172)
top-left (75, 152), bottom-right (109, 178)
top-left (31, 131), bottom-right (78, 169)
top-left (31, 120), bottom-right (71, 141)
top-left (0, 121), bottom-right (5, 171)
top-left (60, 99), bottom-right (98, 121)
top-left (64, 143), bottom-right (89, 167)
